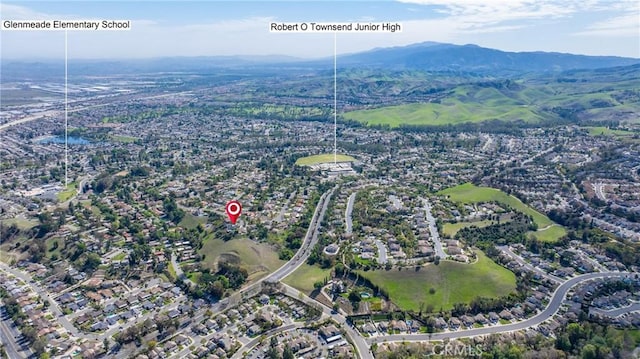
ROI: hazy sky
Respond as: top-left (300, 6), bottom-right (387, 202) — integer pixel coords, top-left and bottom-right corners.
top-left (1, 0), bottom-right (638, 59)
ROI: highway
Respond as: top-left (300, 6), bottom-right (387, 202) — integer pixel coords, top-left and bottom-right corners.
top-left (0, 91), bottom-right (193, 133)
top-left (261, 187), bottom-right (336, 283)
top-left (368, 271), bottom-right (635, 344)
top-left (229, 186), bottom-right (373, 359)
top-left (2, 182), bottom-right (635, 359)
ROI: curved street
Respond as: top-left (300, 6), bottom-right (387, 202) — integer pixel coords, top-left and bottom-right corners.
top-left (1, 184), bottom-right (638, 359)
top-left (368, 271), bottom-right (636, 344)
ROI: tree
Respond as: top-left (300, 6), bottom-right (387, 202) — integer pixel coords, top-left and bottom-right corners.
top-left (283, 344), bottom-right (294, 359)
top-left (265, 346), bottom-right (278, 359)
top-left (335, 262), bottom-right (345, 276)
top-left (147, 340), bottom-right (158, 351)
top-left (348, 290), bottom-right (362, 303)
top-left (581, 344), bottom-right (597, 359)
top-left (82, 253), bottom-right (102, 273)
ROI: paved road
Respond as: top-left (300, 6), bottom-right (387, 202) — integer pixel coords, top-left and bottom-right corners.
top-left (368, 271), bottom-right (635, 344)
top-left (421, 198), bottom-right (446, 259)
top-left (374, 240), bottom-right (388, 265)
top-left (265, 187), bottom-right (336, 283)
top-left (0, 262), bottom-right (80, 337)
top-left (521, 146), bottom-right (555, 166)
top-left (592, 182), bottom-right (607, 201)
top-left (280, 283), bottom-right (372, 359)
top-left (275, 190), bottom-right (297, 223)
top-left (77, 176), bottom-right (89, 195)
top-left (481, 135), bottom-right (494, 152)
top-left (0, 187), bottom-right (351, 357)
top-left (345, 192), bottom-right (356, 235)
top-left (0, 303), bottom-right (30, 359)
top-left (591, 302), bottom-right (640, 317)
top-left (498, 246), bottom-right (563, 283)
top-left (234, 187), bottom-right (374, 359)
top-left (575, 249), bottom-right (608, 273)
top-left (171, 252), bottom-right (195, 287)
top-left (0, 91), bottom-right (193, 132)
top-left (230, 323), bottom-right (302, 359)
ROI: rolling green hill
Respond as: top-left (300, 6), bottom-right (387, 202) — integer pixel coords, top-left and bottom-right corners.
top-left (359, 250), bottom-right (516, 311)
top-left (438, 183), bottom-right (566, 242)
top-left (343, 65), bottom-right (640, 127)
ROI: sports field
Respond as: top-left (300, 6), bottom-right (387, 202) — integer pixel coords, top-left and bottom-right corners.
top-left (57, 181), bottom-right (78, 202)
top-left (295, 153), bottom-right (355, 166)
top-left (359, 251), bottom-right (516, 311)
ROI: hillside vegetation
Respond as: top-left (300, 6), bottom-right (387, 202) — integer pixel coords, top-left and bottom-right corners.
top-left (438, 183), bottom-right (566, 242)
top-left (343, 65), bottom-right (640, 127)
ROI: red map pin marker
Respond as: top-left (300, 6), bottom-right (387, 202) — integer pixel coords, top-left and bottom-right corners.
top-left (225, 200), bottom-right (242, 224)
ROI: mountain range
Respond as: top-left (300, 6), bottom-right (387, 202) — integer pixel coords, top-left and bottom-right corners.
top-left (2, 42), bottom-right (638, 78)
top-left (334, 42), bottom-right (639, 74)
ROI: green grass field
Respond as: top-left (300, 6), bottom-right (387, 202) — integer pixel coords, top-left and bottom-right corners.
top-left (0, 218), bottom-right (39, 230)
top-left (438, 183), bottom-right (553, 228)
top-left (340, 69), bottom-right (640, 128)
top-left (438, 183), bottom-right (564, 242)
top-left (57, 181), bottom-right (78, 202)
top-left (359, 251), bottom-right (516, 311)
top-left (343, 85), bottom-right (544, 127)
top-left (45, 237), bottom-right (62, 260)
top-left (532, 224), bottom-right (568, 243)
top-left (112, 252), bottom-right (127, 261)
top-left (282, 264), bottom-right (332, 294)
top-left (295, 153), bottom-right (356, 166)
top-left (187, 272), bottom-right (202, 283)
top-left (442, 220), bottom-right (496, 237)
top-left (199, 238), bottom-right (283, 281)
top-left (178, 213), bottom-right (208, 229)
top-left (585, 127), bottom-right (636, 137)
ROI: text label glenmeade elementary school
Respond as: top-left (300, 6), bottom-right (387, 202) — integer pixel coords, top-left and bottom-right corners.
top-left (270, 22), bottom-right (402, 33)
top-left (1, 20), bottom-right (131, 31)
